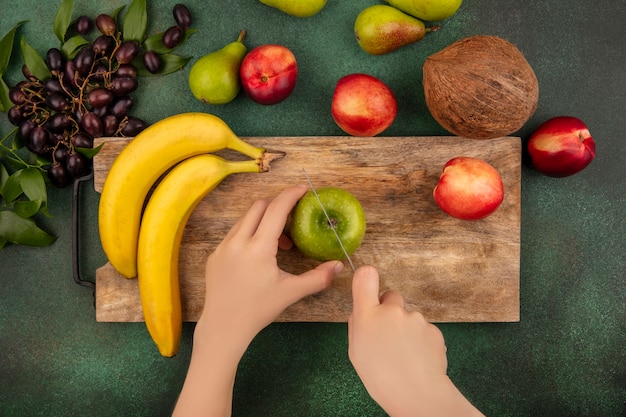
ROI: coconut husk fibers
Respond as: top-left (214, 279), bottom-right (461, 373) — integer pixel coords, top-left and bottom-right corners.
top-left (423, 35), bottom-right (539, 139)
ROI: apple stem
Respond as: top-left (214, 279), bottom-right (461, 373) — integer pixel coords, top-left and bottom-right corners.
top-left (237, 29), bottom-right (247, 43)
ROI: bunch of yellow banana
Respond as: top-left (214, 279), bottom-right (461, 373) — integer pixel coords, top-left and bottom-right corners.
top-left (98, 112), bottom-right (284, 357)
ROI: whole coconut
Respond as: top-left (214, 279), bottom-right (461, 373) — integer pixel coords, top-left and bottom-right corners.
top-left (423, 35), bottom-right (539, 139)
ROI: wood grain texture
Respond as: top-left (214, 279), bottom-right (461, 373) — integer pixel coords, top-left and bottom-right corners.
top-left (93, 136), bottom-right (521, 323)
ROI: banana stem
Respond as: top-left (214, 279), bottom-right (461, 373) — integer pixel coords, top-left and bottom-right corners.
top-left (259, 149), bottom-right (286, 172)
top-left (225, 158), bottom-right (264, 175)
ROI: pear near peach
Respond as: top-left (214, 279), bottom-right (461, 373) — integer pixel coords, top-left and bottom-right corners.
top-left (188, 30), bottom-right (247, 105)
top-left (355, 5), bottom-right (437, 55)
top-left (384, 0), bottom-right (463, 22)
top-left (259, 0), bottom-right (327, 17)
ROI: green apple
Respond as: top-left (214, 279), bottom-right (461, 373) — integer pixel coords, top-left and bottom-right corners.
top-left (289, 187), bottom-right (366, 261)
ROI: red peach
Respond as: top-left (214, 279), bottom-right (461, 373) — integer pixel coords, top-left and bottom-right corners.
top-left (433, 157), bottom-right (504, 220)
top-left (240, 44), bottom-right (298, 105)
top-left (527, 116), bottom-right (595, 177)
top-left (331, 73), bottom-right (397, 137)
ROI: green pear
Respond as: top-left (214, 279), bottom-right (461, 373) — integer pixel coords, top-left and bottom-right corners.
top-left (259, 0), bottom-right (327, 17)
top-left (383, 0), bottom-right (462, 22)
top-left (188, 30), bottom-right (247, 104)
top-left (355, 5), bottom-right (436, 55)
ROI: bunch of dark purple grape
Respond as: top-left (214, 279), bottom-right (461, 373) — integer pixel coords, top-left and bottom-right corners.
top-left (6, 4), bottom-right (193, 188)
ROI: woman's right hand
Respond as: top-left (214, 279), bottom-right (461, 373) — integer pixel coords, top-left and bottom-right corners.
top-left (348, 265), bottom-right (485, 417)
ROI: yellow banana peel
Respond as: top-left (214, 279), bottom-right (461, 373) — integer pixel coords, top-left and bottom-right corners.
top-left (99, 112), bottom-right (279, 279)
top-left (137, 154), bottom-right (263, 357)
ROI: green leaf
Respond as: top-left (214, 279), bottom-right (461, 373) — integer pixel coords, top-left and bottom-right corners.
top-left (27, 151), bottom-right (39, 165)
top-left (20, 166), bottom-right (50, 217)
top-left (53, 0), bottom-right (74, 43)
top-left (1, 154), bottom-right (25, 172)
top-left (0, 77), bottom-right (11, 112)
top-left (20, 36), bottom-right (51, 81)
top-left (76, 141), bottom-right (103, 159)
top-left (137, 53), bottom-right (191, 77)
top-left (123, 0), bottom-right (147, 43)
top-left (0, 163), bottom-right (8, 192)
top-left (1, 127), bottom-right (17, 145)
top-left (35, 154), bottom-right (51, 167)
top-left (112, 5), bottom-right (126, 21)
top-left (61, 35), bottom-right (89, 59)
top-left (13, 199), bottom-right (41, 218)
top-left (2, 153), bottom-right (24, 169)
top-left (0, 22), bottom-right (27, 111)
top-left (2, 169), bottom-right (23, 202)
top-left (11, 130), bottom-right (25, 150)
top-left (0, 163), bottom-right (8, 204)
top-left (0, 21), bottom-right (26, 74)
top-left (142, 28), bottom-right (197, 55)
top-left (19, 167), bottom-right (47, 206)
top-left (142, 33), bottom-right (168, 55)
top-left (0, 162), bottom-right (9, 203)
top-left (0, 210), bottom-right (56, 246)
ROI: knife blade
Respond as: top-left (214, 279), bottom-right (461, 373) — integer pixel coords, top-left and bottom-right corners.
top-left (302, 168), bottom-right (356, 272)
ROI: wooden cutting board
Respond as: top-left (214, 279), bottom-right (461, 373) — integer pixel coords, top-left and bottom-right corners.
top-left (93, 136), bottom-right (521, 323)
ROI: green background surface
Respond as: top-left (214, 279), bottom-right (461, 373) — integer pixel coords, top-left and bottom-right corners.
top-left (1, 0), bottom-right (625, 416)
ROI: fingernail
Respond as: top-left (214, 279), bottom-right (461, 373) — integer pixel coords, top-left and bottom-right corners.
top-left (333, 261), bottom-right (344, 274)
